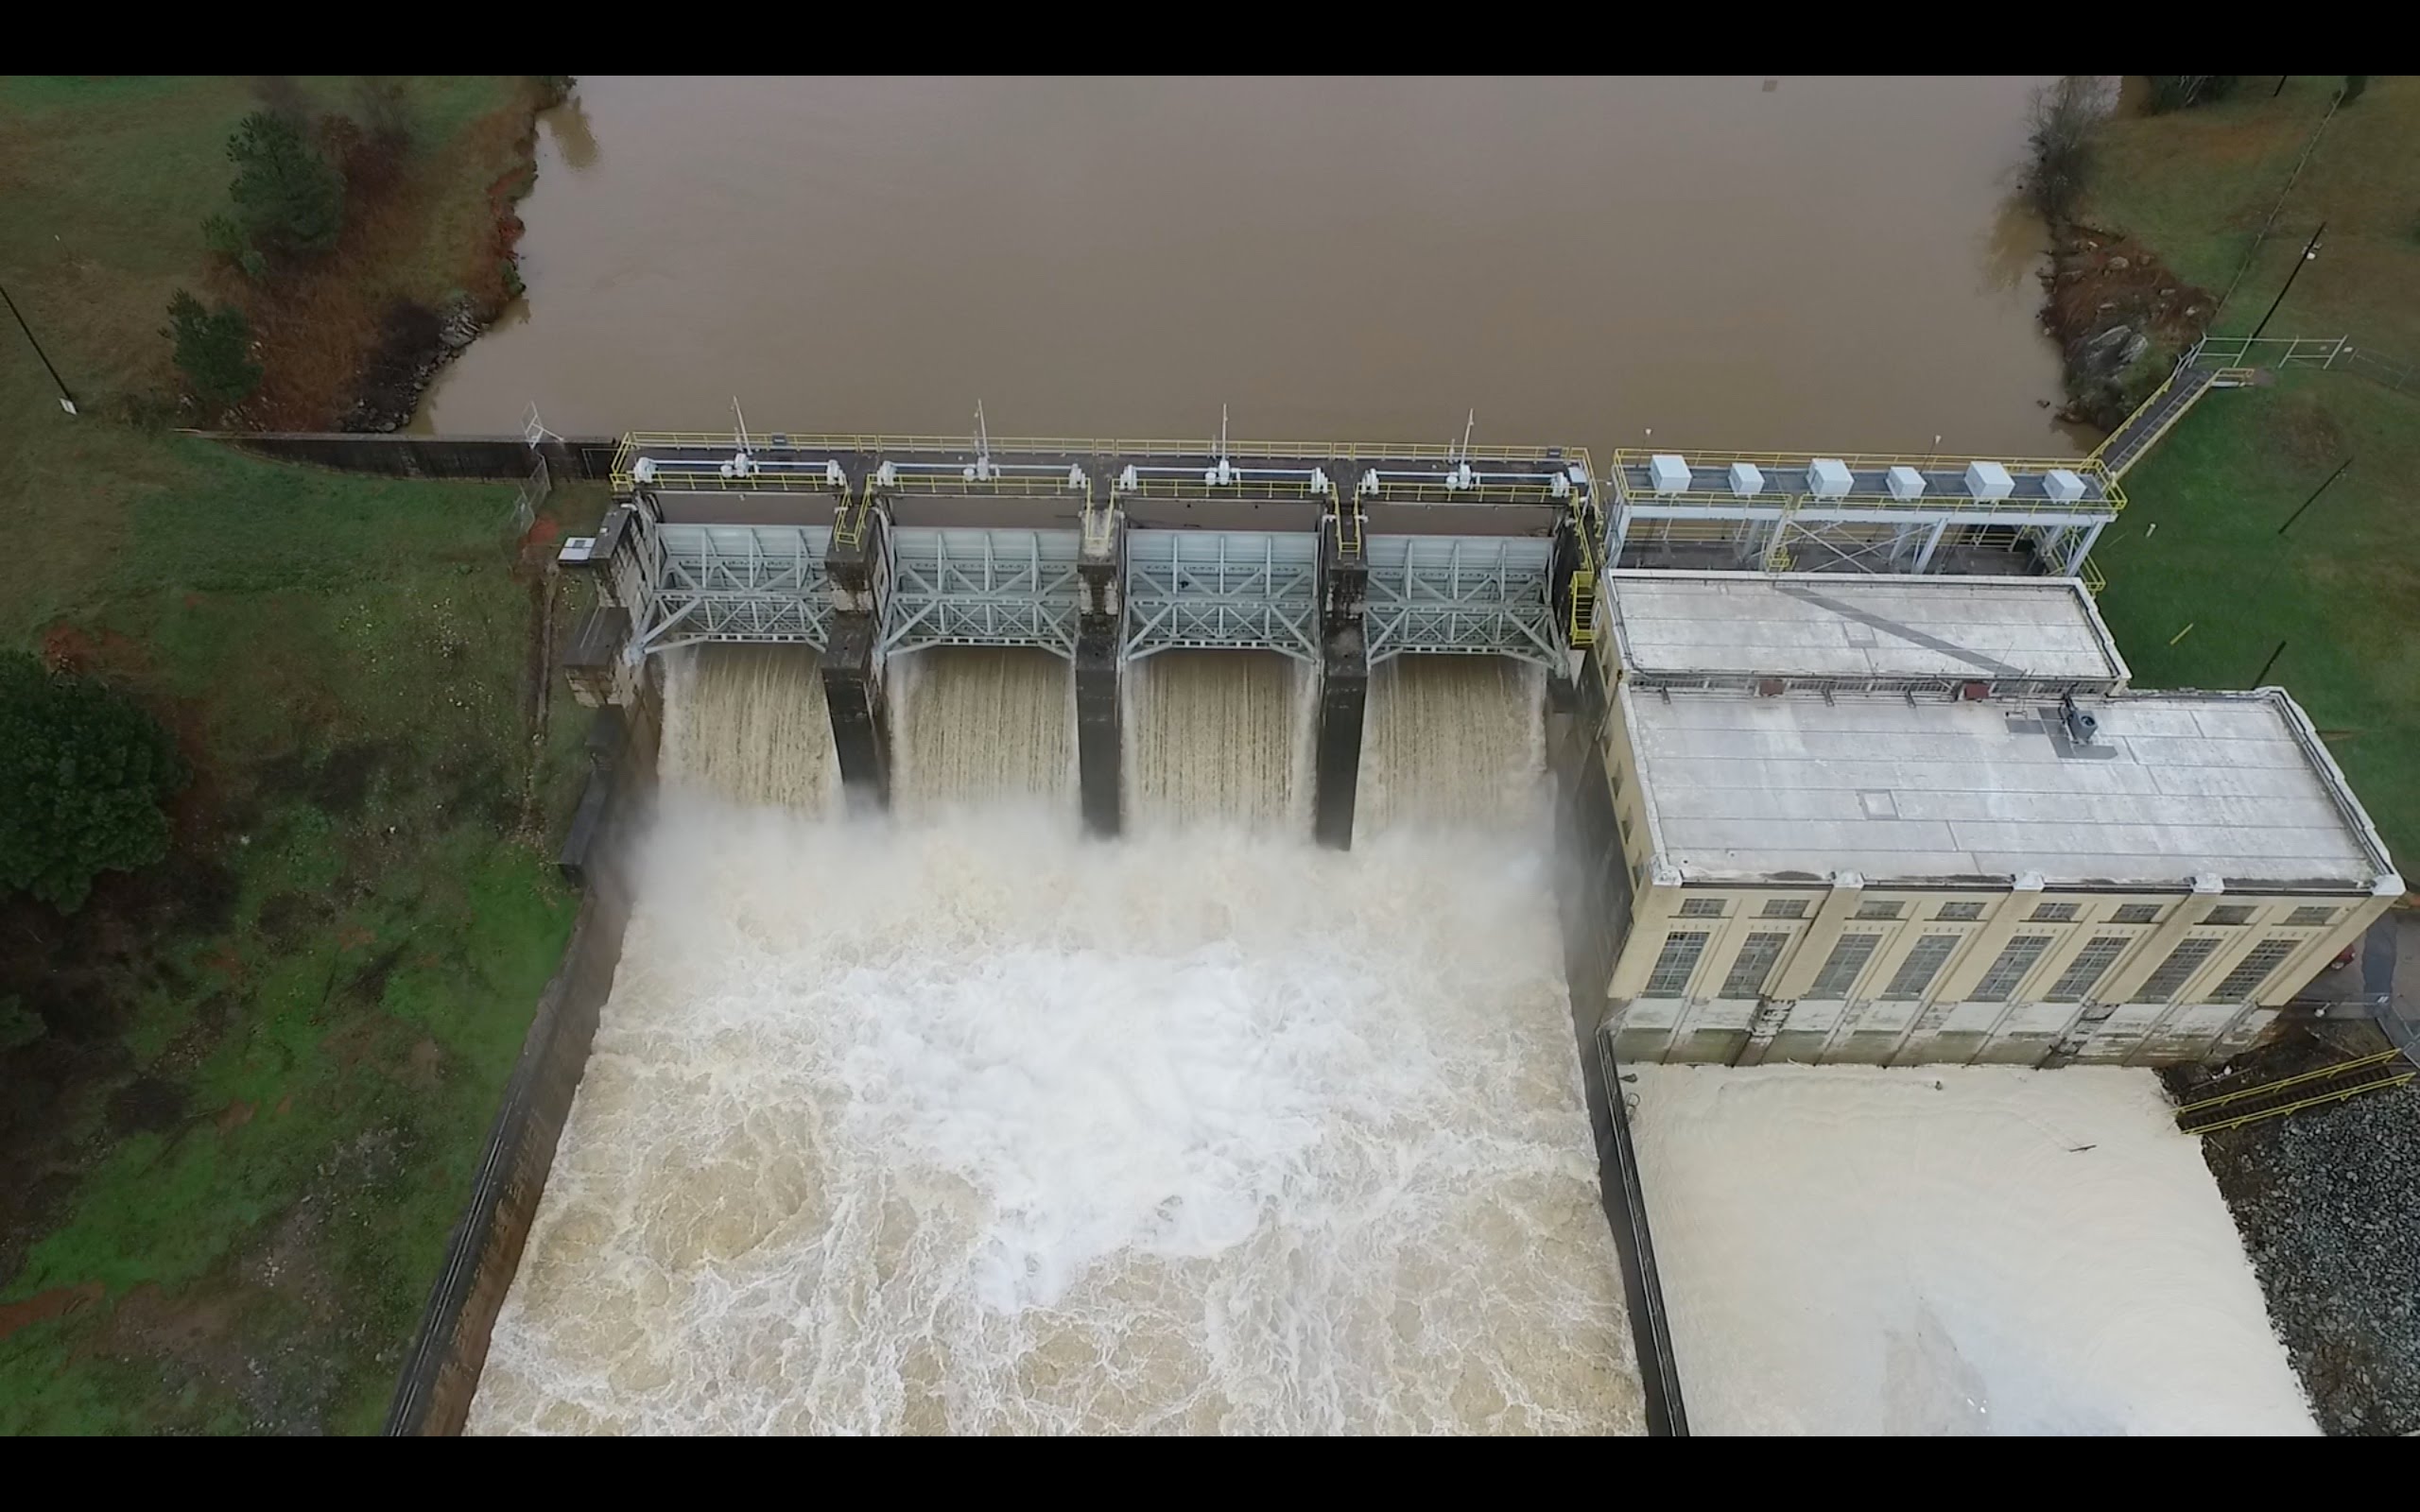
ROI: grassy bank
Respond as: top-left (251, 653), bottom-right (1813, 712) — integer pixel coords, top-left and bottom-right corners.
top-left (2087, 77), bottom-right (2420, 351)
top-left (1, 75), bottom-right (540, 429)
top-left (2082, 77), bottom-right (2419, 875)
top-left (2081, 77), bottom-right (2420, 1437)
top-left (2094, 375), bottom-right (2419, 868)
top-left (0, 79), bottom-right (595, 1433)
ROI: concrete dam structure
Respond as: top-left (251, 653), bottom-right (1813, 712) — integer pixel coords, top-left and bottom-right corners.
top-left (561, 429), bottom-right (1608, 848)
top-left (389, 425), bottom-right (2400, 1436)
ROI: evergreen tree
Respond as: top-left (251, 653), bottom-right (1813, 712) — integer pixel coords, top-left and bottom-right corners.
top-left (163, 290), bottom-right (262, 413)
top-left (0, 655), bottom-right (185, 914)
top-left (226, 110), bottom-right (346, 256)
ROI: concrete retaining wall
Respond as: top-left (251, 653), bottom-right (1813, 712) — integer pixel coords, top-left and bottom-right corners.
top-left (1548, 660), bottom-right (1689, 1436)
top-left (385, 694), bottom-right (660, 1436)
top-left (186, 430), bottom-right (622, 483)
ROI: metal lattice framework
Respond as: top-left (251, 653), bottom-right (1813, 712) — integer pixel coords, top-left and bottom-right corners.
top-left (632, 521), bottom-right (833, 655)
top-left (883, 527), bottom-right (1084, 657)
top-left (1365, 536), bottom-right (1560, 668)
top-left (1607, 450), bottom-right (2120, 583)
top-left (1124, 530), bottom-right (1319, 663)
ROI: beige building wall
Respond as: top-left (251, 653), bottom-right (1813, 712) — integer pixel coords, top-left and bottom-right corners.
top-left (1586, 643), bottom-right (2394, 1067)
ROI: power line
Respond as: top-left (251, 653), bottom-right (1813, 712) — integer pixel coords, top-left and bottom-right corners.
top-left (2248, 220), bottom-right (2325, 341)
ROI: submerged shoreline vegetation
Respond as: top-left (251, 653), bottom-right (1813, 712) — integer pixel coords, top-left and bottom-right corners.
top-left (0, 76), bottom-right (599, 1432)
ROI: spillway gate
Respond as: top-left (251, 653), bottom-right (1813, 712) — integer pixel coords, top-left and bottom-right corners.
top-left (562, 430), bottom-right (1606, 847)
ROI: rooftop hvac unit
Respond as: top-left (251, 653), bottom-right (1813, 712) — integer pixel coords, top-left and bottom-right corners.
top-left (1648, 454), bottom-right (1692, 493)
top-left (1806, 458), bottom-right (1853, 498)
top-left (1727, 462), bottom-right (1765, 497)
top-left (1963, 460), bottom-right (2014, 501)
top-left (2044, 468), bottom-right (2087, 504)
top-left (1886, 466), bottom-right (1927, 501)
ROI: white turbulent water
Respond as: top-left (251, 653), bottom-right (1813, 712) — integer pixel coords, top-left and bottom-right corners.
top-left (1125, 652), bottom-right (1311, 835)
top-left (468, 648), bottom-right (1640, 1435)
top-left (1357, 657), bottom-right (1547, 841)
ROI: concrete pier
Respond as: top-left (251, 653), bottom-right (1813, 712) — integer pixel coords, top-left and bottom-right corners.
top-left (821, 505), bottom-right (892, 811)
top-left (1075, 511), bottom-right (1125, 837)
top-left (1312, 508), bottom-right (1370, 850)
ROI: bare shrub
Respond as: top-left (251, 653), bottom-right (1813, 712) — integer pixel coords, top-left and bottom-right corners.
top-left (2026, 76), bottom-right (2117, 223)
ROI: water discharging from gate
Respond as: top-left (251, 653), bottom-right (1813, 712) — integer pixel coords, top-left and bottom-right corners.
top-left (659, 644), bottom-right (838, 816)
top-left (1357, 657), bottom-right (1547, 841)
top-left (1126, 652), bottom-right (1310, 833)
top-left (893, 647), bottom-right (1076, 816)
top-left (469, 647), bottom-right (1642, 1434)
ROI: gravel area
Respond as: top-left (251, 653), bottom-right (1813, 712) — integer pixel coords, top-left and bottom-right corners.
top-left (2167, 1023), bottom-right (2420, 1437)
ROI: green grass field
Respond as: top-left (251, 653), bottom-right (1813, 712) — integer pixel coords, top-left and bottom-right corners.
top-left (2083, 77), bottom-right (2420, 877)
top-left (0, 78), bottom-right (590, 1433)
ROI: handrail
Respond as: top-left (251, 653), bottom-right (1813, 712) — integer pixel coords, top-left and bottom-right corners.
top-left (620, 428), bottom-right (1587, 463)
top-left (2181, 1069), bottom-right (2413, 1136)
top-left (1613, 447), bottom-right (2116, 476)
top-left (615, 430), bottom-right (1596, 498)
top-left (2173, 1046), bottom-right (2405, 1116)
top-left (2090, 362), bottom-right (2189, 467)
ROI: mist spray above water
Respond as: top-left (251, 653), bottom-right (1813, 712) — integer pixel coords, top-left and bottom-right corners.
top-left (470, 646), bottom-right (1640, 1435)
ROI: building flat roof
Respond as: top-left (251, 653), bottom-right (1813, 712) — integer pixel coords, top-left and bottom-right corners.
top-left (1622, 683), bottom-right (2397, 890)
top-left (1606, 572), bottom-right (2129, 690)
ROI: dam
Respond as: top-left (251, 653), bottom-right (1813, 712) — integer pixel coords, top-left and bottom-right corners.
top-left (388, 424), bottom-right (2399, 1437)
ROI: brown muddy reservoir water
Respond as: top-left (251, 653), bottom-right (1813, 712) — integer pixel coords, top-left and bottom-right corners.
top-left (419, 75), bottom-right (2078, 455)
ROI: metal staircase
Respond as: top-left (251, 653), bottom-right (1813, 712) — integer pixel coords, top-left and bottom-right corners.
top-left (2093, 363), bottom-right (2222, 480)
top-left (2173, 1047), bottom-right (2414, 1137)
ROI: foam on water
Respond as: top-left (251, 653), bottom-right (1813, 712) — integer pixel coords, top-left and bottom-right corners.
top-left (469, 648), bottom-right (1640, 1435)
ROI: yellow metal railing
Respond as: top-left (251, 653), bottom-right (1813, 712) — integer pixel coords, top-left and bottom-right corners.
top-left (2182, 1070), bottom-right (2413, 1134)
top-left (1334, 503), bottom-right (1364, 558)
top-left (2081, 558), bottom-right (2107, 596)
top-left (1078, 479), bottom-right (1115, 558)
top-left (2175, 1047), bottom-right (2406, 1117)
top-left (2090, 369), bottom-right (2182, 469)
top-left (615, 429), bottom-right (1597, 498)
top-left (831, 487), bottom-right (874, 551)
top-left (1125, 473), bottom-right (1328, 501)
top-left (884, 470), bottom-right (1084, 497)
top-left (2175, 1048), bottom-right (2414, 1136)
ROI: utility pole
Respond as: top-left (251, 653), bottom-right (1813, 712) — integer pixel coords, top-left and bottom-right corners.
top-left (1, 281), bottom-right (78, 415)
top-left (2248, 220), bottom-right (2325, 342)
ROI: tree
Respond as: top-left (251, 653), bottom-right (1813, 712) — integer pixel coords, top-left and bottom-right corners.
top-left (162, 290), bottom-right (262, 414)
top-left (0, 654), bottom-right (184, 914)
top-left (225, 110), bottom-right (346, 257)
top-left (2024, 76), bottom-right (2116, 222)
